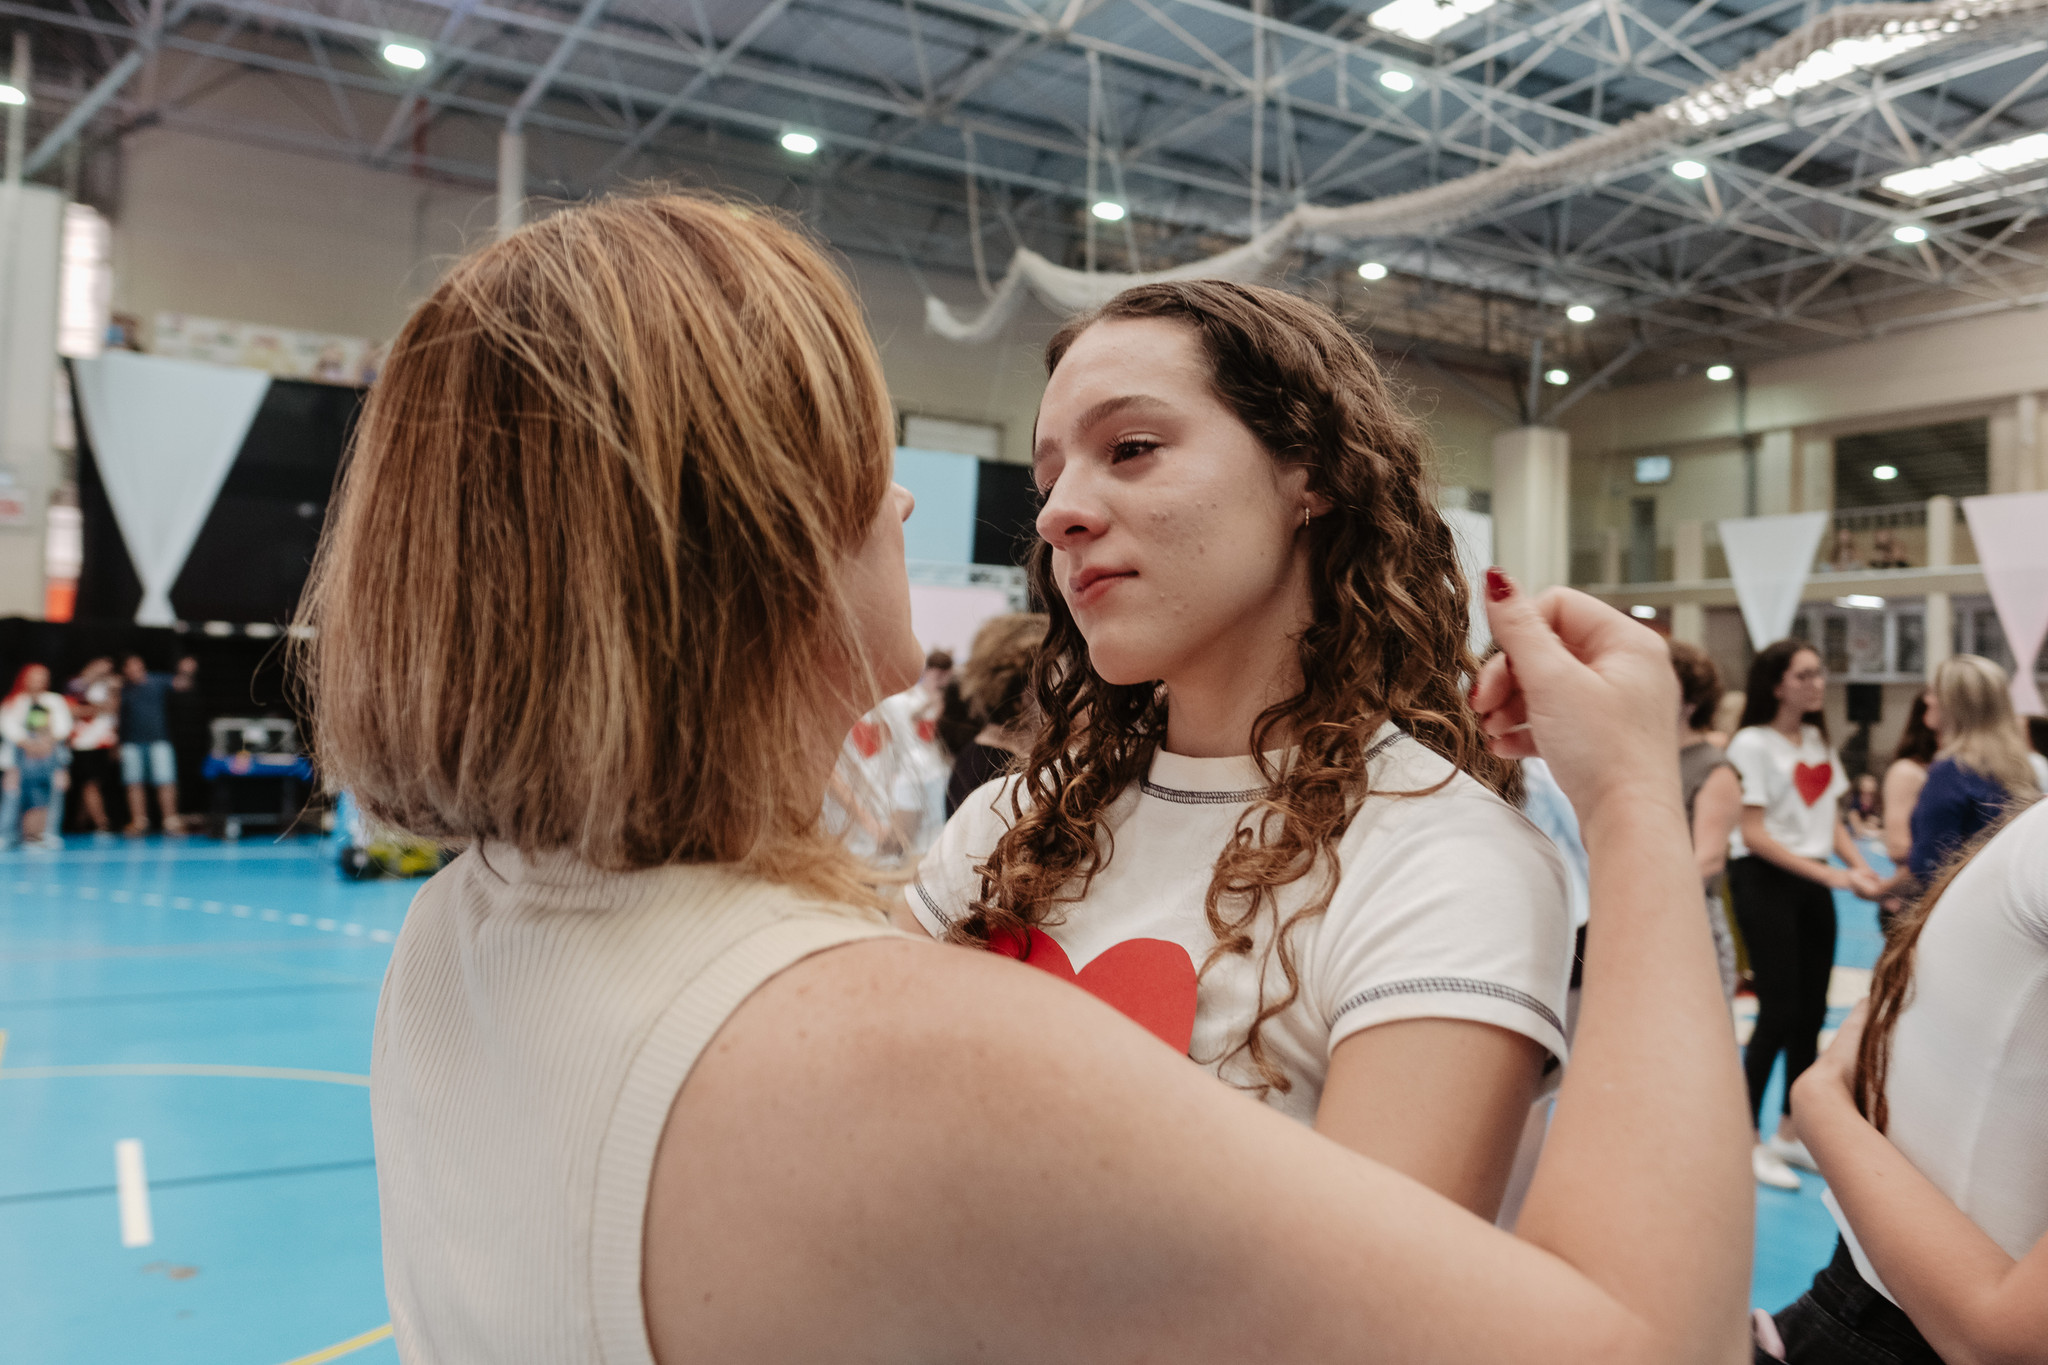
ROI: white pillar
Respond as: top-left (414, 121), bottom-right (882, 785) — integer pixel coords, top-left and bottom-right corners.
top-left (4, 33), bottom-right (27, 186)
top-left (1671, 518), bottom-right (1705, 646)
top-left (1491, 426), bottom-right (1571, 592)
top-left (1925, 493), bottom-right (1955, 678)
top-left (0, 183), bottom-right (64, 618)
top-left (2021, 393), bottom-right (2041, 493)
top-left (1990, 395), bottom-right (2039, 494)
top-left (496, 128), bottom-right (525, 241)
top-left (1755, 429), bottom-right (1795, 515)
top-left (1796, 434), bottom-right (1833, 513)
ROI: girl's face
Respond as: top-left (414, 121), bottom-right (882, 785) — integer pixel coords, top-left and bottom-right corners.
top-left (1774, 649), bottom-right (1826, 719)
top-left (22, 665), bottom-right (47, 695)
top-left (1032, 318), bottom-right (1315, 688)
top-left (844, 483), bottom-right (926, 706)
top-left (1921, 686), bottom-right (1943, 735)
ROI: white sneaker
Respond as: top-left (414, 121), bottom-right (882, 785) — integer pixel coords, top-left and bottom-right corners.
top-left (1767, 1134), bottom-right (1820, 1173)
top-left (1753, 1143), bottom-right (1802, 1189)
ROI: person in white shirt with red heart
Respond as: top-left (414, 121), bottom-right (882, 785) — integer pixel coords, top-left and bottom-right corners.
top-left (1722, 638), bottom-right (1883, 1190)
top-left (904, 280), bottom-right (1573, 1221)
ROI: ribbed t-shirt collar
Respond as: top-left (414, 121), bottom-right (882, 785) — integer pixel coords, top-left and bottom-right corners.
top-left (1143, 719), bottom-right (1401, 797)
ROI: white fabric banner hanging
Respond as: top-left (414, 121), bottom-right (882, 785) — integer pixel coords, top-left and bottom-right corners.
top-left (1961, 491), bottom-right (2048, 715)
top-left (72, 352), bottom-right (270, 625)
top-left (1718, 512), bottom-right (1831, 652)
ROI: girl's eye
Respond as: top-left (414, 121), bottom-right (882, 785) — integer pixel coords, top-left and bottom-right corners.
top-left (1109, 437), bottom-right (1159, 463)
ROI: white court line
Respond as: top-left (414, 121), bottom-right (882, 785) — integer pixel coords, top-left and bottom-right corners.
top-left (115, 1139), bottom-right (154, 1247)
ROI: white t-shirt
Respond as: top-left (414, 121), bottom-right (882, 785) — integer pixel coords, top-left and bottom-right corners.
top-left (1724, 724), bottom-right (1846, 861)
top-left (910, 723), bottom-right (1574, 1126)
top-left (1829, 794), bottom-right (2048, 1302)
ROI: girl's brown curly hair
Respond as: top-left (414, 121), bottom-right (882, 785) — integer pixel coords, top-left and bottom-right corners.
top-left (951, 279), bottom-right (1518, 1096)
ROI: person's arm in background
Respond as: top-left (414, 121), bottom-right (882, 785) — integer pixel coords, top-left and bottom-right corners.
top-left (1737, 808), bottom-right (1881, 899)
top-left (1792, 1006), bottom-right (2048, 1365)
top-left (1882, 760), bottom-right (1925, 867)
top-left (1692, 765), bottom-right (1740, 884)
top-left (1833, 822), bottom-right (1880, 898)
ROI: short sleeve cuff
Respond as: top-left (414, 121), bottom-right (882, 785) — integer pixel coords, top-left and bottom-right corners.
top-left (907, 878), bottom-right (957, 937)
top-left (1329, 976), bottom-right (1570, 1071)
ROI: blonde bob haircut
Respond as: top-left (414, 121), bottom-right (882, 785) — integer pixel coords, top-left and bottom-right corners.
top-left (296, 193), bottom-right (894, 896)
top-left (1931, 653), bottom-right (2041, 800)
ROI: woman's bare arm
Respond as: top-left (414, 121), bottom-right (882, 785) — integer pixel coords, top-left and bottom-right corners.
top-left (1793, 1009), bottom-right (2048, 1365)
top-left (1692, 764), bottom-right (1740, 884)
top-left (1740, 806), bottom-right (1850, 889)
top-left (644, 583), bottom-right (1751, 1365)
top-left (1882, 760), bottom-right (1926, 865)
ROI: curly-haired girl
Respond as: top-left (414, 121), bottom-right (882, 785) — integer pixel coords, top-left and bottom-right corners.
top-left (906, 281), bottom-right (1573, 1219)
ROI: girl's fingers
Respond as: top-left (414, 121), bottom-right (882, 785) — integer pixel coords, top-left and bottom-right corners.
top-left (1481, 692), bottom-right (1529, 738)
top-left (1470, 650), bottom-right (1516, 716)
top-left (1487, 727), bottom-right (1539, 760)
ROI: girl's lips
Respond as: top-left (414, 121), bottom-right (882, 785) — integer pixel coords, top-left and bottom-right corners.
top-left (1071, 571), bottom-right (1137, 608)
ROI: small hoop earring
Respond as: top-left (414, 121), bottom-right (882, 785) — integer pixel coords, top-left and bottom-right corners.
top-left (1303, 506), bottom-right (1312, 531)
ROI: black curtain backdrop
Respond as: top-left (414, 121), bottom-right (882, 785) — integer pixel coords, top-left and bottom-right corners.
top-left (73, 366), bottom-right (363, 628)
top-left (973, 460), bottom-right (1040, 571)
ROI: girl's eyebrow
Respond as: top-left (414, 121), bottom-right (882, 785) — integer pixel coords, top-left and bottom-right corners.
top-left (1031, 394), bottom-right (1173, 471)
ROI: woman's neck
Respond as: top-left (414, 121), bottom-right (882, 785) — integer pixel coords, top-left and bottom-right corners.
top-left (1158, 562), bottom-right (1312, 759)
top-left (1770, 709), bottom-right (1805, 740)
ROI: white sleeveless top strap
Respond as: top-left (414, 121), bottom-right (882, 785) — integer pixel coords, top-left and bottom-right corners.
top-left (372, 845), bottom-right (900, 1364)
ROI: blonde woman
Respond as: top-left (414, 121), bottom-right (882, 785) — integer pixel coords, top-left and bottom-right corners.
top-left (1905, 654), bottom-right (2041, 886)
top-left (301, 193), bottom-right (1752, 1364)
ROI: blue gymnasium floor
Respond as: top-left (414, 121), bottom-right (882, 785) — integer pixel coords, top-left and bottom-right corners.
top-left (0, 835), bottom-right (1883, 1362)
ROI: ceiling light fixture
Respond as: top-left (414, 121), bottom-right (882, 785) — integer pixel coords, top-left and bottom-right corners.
top-left (780, 131), bottom-right (819, 155)
top-left (0, 84), bottom-right (25, 106)
top-left (1834, 595), bottom-right (1887, 610)
top-left (1545, 368), bottom-right (1570, 386)
top-left (1378, 70), bottom-right (1415, 93)
top-left (1892, 223), bottom-right (1928, 243)
top-left (381, 42), bottom-right (429, 70)
top-left (1091, 200), bottom-right (1126, 221)
top-left (1358, 261), bottom-right (1388, 280)
top-left (1671, 159), bottom-right (1708, 180)
top-left (1630, 605), bottom-right (1659, 619)
top-left (1367, 0), bottom-right (1498, 43)
top-left (1705, 364), bottom-right (1735, 382)
top-left (1566, 304), bottom-right (1596, 323)
top-left (1873, 464), bottom-right (1899, 480)
top-left (1883, 130), bottom-right (2048, 199)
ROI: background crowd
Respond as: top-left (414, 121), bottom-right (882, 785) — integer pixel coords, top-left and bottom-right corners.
top-left (0, 654), bottom-right (203, 847)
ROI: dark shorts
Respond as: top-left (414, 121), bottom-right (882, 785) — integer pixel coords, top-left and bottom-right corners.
top-left (1760, 1239), bottom-right (1942, 1365)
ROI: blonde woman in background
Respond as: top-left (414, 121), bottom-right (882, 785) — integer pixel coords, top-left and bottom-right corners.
top-left (1903, 654), bottom-right (2041, 888)
top-left (301, 191), bottom-right (1755, 1365)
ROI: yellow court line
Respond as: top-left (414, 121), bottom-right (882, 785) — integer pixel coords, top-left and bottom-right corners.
top-left (0, 1028), bottom-right (8, 1071)
top-left (0, 1063), bottom-right (369, 1086)
top-left (277, 1323), bottom-right (394, 1365)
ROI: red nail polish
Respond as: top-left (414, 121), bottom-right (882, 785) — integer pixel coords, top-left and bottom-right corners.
top-left (1485, 567), bottom-right (1511, 601)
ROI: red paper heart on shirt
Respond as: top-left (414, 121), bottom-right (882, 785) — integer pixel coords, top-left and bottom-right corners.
top-left (990, 926), bottom-right (1197, 1055)
top-left (849, 720), bottom-right (883, 759)
top-left (1794, 761), bottom-right (1833, 806)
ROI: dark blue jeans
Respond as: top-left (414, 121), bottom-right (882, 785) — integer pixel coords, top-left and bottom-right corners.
top-left (1759, 1239), bottom-right (1944, 1365)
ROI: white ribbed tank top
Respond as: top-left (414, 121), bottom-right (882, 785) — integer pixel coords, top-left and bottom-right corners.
top-left (372, 845), bottom-right (897, 1364)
